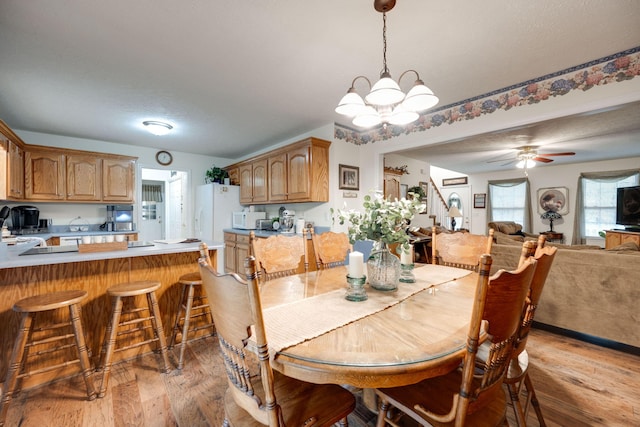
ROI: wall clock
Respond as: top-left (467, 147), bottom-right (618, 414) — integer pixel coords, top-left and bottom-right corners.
top-left (155, 150), bottom-right (173, 166)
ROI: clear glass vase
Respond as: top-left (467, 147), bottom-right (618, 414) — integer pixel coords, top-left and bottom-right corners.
top-left (367, 241), bottom-right (400, 291)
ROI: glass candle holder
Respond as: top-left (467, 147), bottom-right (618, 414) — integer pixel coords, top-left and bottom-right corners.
top-left (345, 275), bottom-right (368, 302)
top-left (399, 263), bottom-right (416, 283)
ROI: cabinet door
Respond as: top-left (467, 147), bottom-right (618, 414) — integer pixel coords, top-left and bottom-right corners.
top-left (67, 155), bottom-right (101, 201)
top-left (384, 172), bottom-right (401, 201)
top-left (226, 167), bottom-right (239, 186)
top-left (286, 146), bottom-right (310, 201)
top-left (252, 159), bottom-right (268, 203)
top-left (224, 241), bottom-right (236, 273)
top-left (605, 231), bottom-right (622, 249)
top-left (621, 233), bottom-right (640, 245)
top-left (25, 150), bottom-right (66, 200)
top-left (103, 158), bottom-right (135, 202)
top-left (236, 242), bottom-right (250, 271)
top-left (268, 153), bottom-right (287, 202)
top-left (8, 140), bottom-right (24, 199)
top-left (239, 164), bottom-right (253, 204)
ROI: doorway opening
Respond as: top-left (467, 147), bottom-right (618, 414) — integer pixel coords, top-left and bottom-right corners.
top-left (139, 168), bottom-right (190, 242)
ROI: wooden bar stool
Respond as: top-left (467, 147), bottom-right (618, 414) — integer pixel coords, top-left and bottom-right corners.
top-left (97, 280), bottom-right (171, 398)
top-left (0, 290), bottom-right (97, 426)
top-left (168, 243), bottom-right (216, 370)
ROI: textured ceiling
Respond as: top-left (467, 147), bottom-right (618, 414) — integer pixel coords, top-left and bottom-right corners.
top-left (0, 0), bottom-right (639, 170)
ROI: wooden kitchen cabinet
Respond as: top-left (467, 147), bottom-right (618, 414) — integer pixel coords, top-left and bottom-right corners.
top-left (227, 137), bottom-right (331, 205)
top-left (226, 166), bottom-right (239, 186)
top-left (224, 232), bottom-right (251, 274)
top-left (268, 152), bottom-right (287, 202)
top-left (239, 159), bottom-right (268, 204)
top-left (66, 154), bottom-right (101, 201)
top-left (102, 157), bottom-right (135, 202)
top-left (25, 149), bottom-right (66, 200)
top-left (7, 141), bottom-right (24, 199)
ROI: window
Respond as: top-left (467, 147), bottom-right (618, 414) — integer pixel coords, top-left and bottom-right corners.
top-left (488, 178), bottom-right (532, 232)
top-left (581, 174), bottom-right (639, 237)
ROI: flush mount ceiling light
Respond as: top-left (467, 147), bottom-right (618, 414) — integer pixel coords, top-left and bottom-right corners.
top-left (142, 120), bottom-right (173, 136)
top-left (335, 0), bottom-right (439, 128)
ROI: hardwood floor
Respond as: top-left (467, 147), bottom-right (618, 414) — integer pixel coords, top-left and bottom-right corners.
top-left (2, 328), bottom-right (638, 426)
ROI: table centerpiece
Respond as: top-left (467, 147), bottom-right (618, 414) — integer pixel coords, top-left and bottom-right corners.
top-left (335, 191), bottom-right (423, 291)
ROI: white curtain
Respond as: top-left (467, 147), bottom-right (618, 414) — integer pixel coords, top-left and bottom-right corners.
top-left (142, 184), bottom-right (163, 202)
top-left (487, 178), bottom-right (532, 232)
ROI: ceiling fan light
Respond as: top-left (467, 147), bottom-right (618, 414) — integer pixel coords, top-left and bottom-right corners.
top-left (526, 159), bottom-right (536, 168)
top-left (402, 82), bottom-right (439, 112)
top-left (516, 160), bottom-right (525, 169)
top-left (352, 106), bottom-right (382, 128)
top-left (365, 75), bottom-right (404, 106)
top-left (335, 90), bottom-right (366, 117)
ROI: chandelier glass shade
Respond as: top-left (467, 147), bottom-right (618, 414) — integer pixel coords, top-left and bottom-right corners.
top-left (335, 5), bottom-right (438, 128)
top-left (515, 149), bottom-right (537, 169)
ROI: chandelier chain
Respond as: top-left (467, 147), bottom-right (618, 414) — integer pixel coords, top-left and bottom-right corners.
top-left (382, 12), bottom-right (389, 74)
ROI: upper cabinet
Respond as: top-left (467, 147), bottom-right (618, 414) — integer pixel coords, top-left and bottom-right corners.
top-left (227, 137), bottom-right (330, 205)
top-left (383, 167), bottom-right (403, 202)
top-left (25, 149), bottom-right (66, 200)
top-left (1, 119), bottom-right (137, 203)
top-left (67, 154), bottom-right (101, 201)
top-left (102, 157), bottom-right (136, 202)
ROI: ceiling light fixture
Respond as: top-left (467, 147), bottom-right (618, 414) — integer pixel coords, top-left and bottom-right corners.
top-left (142, 120), bottom-right (173, 136)
top-left (516, 147), bottom-right (537, 173)
top-left (335, 0), bottom-right (439, 128)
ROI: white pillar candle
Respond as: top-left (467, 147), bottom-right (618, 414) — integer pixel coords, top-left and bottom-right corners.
top-left (401, 245), bottom-right (414, 265)
top-left (348, 251), bottom-right (364, 278)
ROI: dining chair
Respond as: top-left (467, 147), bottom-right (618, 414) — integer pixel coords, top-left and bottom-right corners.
top-left (376, 253), bottom-right (536, 427)
top-left (517, 235), bottom-right (546, 267)
top-left (308, 228), bottom-right (352, 269)
top-left (431, 226), bottom-right (495, 271)
top-left (198, 256), bottom-right (356, 426)
top-left (505, 240), bottom-right (557, 427)
top-left (250, 231), bottom-right (308, 281)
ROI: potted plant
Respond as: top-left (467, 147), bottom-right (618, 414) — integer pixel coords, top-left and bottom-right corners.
top-left (407, 185), bottom-right (425, 200)
top-left (205, 166), bottom-right (229, 184)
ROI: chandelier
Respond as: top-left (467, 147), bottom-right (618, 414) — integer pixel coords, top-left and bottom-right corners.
top-left (335, 0), bottom-right (439, 128)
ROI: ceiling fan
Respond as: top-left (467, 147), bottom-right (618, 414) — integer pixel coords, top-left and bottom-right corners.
top-left (488, 145), bottom-right (575, 168)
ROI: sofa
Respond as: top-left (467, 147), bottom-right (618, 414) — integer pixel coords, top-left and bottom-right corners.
top-left (488, 221), bottom-right (539, 241)
top-left (490, 239), bottom-right (640, 349)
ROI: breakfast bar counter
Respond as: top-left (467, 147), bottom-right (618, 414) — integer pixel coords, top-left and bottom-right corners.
top-left (0, 240), bottom-right (222, 390)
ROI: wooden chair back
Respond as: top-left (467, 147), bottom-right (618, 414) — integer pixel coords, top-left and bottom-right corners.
top-left (308, 228), bottom-right (352, 269)
top-left (515, 242), bottom-right (557, 354)
top-left (431, 227), bottom-right (495, 271)
top-left (407, 254), bottom-right (536, 425)
top-left (250, 231), bottom-right (308, 281)
top-left (198, 256), bottom-right (282, 425)
top-left (198, 242), bottom-right (211, 266)
top-left (516, 235), bottom-right (546, 267)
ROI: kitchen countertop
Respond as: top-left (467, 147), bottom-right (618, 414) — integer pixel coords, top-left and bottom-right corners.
top-left (224, 226), bottom-right (330, 238)
top-left (0, 239), bottom-right (224, 269)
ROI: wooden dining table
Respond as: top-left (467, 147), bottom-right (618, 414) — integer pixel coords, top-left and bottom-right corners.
top-left (257, 264), bottom-right (479, 389)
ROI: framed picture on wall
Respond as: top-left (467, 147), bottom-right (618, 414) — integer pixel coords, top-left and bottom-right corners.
top-left (537, 187), bottom-right (569, 215)
top-left (474, 193), bottom-right (486, 209)
top-left (339, 164), bottom-right (359, 190)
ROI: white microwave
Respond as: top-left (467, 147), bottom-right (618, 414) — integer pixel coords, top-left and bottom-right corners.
top-left (232, 211), bottom-right (266, 230)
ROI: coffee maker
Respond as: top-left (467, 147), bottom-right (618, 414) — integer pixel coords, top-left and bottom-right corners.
top-left (10, 206), bottom-right (40, 234)
top-left (106, 205), bottom-right (134, 231)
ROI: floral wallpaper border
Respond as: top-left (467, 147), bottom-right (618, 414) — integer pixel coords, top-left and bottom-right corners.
top-left (335, 46), bottom-right (640, 145)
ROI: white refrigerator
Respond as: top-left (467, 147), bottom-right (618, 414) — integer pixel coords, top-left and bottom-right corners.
top-left (194, 183), bottom-right (242, 271)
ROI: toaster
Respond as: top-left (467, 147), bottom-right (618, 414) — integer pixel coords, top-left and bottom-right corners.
top-left (256, 218), bottom-right (275, 231)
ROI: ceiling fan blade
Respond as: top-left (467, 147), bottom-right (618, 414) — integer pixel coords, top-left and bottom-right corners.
top-left (533, 156), bottom-right (554, 163)
top-left (500, 159), bottom-right (517, 166)
top-left (539, 152), bottom-right (575, 156)
top-left (487, 156), bottom-right (516, 164)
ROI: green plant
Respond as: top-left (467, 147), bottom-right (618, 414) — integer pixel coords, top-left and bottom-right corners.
top-left (334, 192), bottom-right (423, 249)
top-left (205, 166), bottom-right (229, 183)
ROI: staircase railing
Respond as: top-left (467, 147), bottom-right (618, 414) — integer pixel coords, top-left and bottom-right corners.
top-left (428, 177), bottom-right (449, 227)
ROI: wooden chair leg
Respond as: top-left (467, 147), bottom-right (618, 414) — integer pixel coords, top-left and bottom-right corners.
top-left (507, 381), bottom-right (527, 427)
top-left (98, 296), bottom-right (123, 398)
top-left (524, 373), bottom-right (546, 427)
top-left (0, 313), bottom-right (34, 426)
top-left (146, 291), bottom-right (171, 373)
top-left (68, 302), bottom-right (97, 400)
